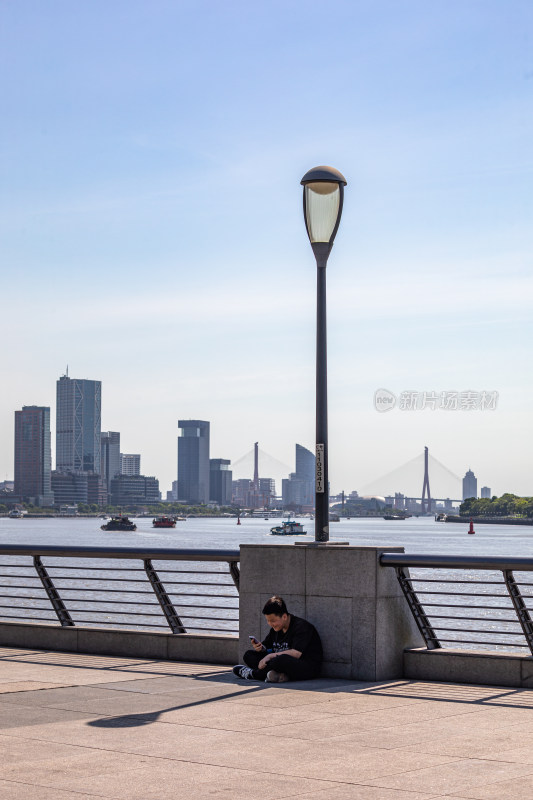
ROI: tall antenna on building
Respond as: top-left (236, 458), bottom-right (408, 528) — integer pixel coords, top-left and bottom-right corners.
top-left (66, 364), bottom-right (69, 377)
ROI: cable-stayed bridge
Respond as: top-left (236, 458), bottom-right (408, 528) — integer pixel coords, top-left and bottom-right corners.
top-left (361, 449), bottom-right (462, 505)
top-left (231, 447), bottom-right (291, 485)
top-left (232, 445), bottom-right (462, 509)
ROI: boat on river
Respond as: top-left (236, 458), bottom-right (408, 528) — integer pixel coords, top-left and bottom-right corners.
top-left (152, 516), bottom-right (176, 528)
top-left (270, 520), bottom-right (307, 536)
top-left (101, 516), bottom-right (137, 532)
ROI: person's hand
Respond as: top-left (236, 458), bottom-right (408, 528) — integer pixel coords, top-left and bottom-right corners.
top-left (252, 639), bottom-right (264, 652)
top-left (258, 654), bottom-right (271, 670)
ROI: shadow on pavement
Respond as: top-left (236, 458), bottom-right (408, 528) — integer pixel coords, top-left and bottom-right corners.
top-left (86, 685), bottom-right (264, 728)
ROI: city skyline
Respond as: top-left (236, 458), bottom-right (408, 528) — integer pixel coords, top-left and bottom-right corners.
top-left (6, 372), bottom-right (498, 502)
top-left (1, 2), bottom-right (532, 497)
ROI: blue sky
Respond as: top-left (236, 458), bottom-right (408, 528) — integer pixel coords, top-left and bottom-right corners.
top-left (1, 1), bottom-right (532, 497)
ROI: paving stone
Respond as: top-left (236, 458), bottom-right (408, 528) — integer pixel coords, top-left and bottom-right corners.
top-left (323, 709), bottom-right (532, 750)
top-left (452, 773), bottom-right (533, 798)
top-left (398, 723), bottom-right (533, 759)
top-left (288, 786), bottom-right (438, 800)
top-left (0, 681), bottom-right (70, 693)
top-left (365, 758), bottom-right (533, 795)
top-left (4, 758), bottom-right (341, 800)
top-left (0, 780), bottom-right (103, 799)
top-left (0, 747), bottom-right (144, 784)
top-left (0, 703), bottom-right (96, 731)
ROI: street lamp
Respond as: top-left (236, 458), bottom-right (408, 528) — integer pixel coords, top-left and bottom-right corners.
top-left (301, 166), bottom-right (347, 542)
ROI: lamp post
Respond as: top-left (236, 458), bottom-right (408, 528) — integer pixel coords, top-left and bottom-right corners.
top-left (301, 166), bottom-right (347, 543)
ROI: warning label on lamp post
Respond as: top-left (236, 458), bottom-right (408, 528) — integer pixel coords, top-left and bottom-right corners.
top-left (316, 444), bottom-right (325, 493)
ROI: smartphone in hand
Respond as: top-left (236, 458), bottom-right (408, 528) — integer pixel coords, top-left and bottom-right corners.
top-left (249, 635), bottom-right (260, 645)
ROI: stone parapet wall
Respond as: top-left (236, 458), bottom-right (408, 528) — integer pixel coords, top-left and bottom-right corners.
top-left (404, 647), bottom-right (533, 688)
top-left (0, 621), bottom-right (238, 664)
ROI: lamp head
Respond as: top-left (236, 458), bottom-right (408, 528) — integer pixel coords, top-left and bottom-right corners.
top-left (301, 166), bottom-right (346, 256)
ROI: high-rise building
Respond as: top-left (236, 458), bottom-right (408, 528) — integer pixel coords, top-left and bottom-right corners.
top-left (209, 458), bottom-right (232, 505)
top-left (51, 471), bottom-right (88, 505)
top-left (56, 375), bottom-right (101, 474)
top-left (14, 406), bottom-right (54, 506)
top-left (258, 477), bottom-right (276, 504)
top-left (232, 478), bottom-right (253, 507)
top-left (50, 471), bottom-right (107, 507)
top-left (295, 443), bottom-right (315, 482)
top-left (101, 432), bottom-right (120, 490)
top-left (109, 475), bottom-right (160, 506)
top-left (282, 444), bottom-right (315, 510)
top-left (480, 486), bottom-right (491, 499)
top-left (177, 420), bottom-right (210, 504)
top-left (462, 469), bottom-right (478, 500)
top-left (120, 453), bottom-right (140, 476)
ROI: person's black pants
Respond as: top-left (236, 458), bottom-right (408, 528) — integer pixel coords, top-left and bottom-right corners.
top-left (242, 649), bottom-right (320, 681)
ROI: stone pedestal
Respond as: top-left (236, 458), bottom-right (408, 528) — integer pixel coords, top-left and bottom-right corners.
top-left (239, 544), bottom-right (423, 681)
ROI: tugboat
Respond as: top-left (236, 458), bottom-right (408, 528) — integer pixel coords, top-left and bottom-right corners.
top-left (270, 520), bottom-right (307, 536)
top-left (101, 515), bottom-right (137, 532)
top-left (152, 516), bottom-right (176, 528)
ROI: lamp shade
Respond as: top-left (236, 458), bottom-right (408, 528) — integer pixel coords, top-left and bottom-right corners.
top-left (304, 182), bottom-right (340, 243)
top-left (301, 166), bottom-right (347, 246)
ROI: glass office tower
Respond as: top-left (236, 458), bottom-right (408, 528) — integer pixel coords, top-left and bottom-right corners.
top-left (101, 431), bottom-right (120, 490)
top-left (177, 420), bottom-right (210, 504)
top-left (56, 375), bottom-right (102, 473)
top-left (14, 405), bottom-right (53, 505)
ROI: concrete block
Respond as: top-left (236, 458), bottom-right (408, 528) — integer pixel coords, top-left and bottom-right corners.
top-left (77, 627), bottom-right (169, 660)
top-left (351, 597), bottom-right (377, 680)
top-left (376, 596), bottom-right (424, 679)
top-left (167, 634), bottom-right (238, 665)
top-left (376, 549), bottom-right (407, 597)
top-left (238, 591), bottom-right (262, 658)
top-left (238, 543), bottom-right (422, 684)
top-left (307, 595), bottom-right (351, 664)
top-left (306, 546), bottom-right (377, 598)
top-left (520, 657), bottom-right (533, 688)
top-left (320, 660), bottom-right (353, 679)
top-left (0, 622), bottom-right (79, 652)
top-left (404, 648), bottom-right (524, 687)
top-left (240, 545), bottom-right (305, 595)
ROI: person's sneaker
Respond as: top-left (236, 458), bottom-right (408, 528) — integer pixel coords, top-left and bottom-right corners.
top-left (266, 670), bottom-right (289, 683)
top-left (232, 665), bottom-right (255, 680)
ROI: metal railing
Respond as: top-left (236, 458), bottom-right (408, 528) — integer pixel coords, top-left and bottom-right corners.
top-left (0, 545), bottom-right (240, 636)
top-left (380, 553), bottom-right (533, 656)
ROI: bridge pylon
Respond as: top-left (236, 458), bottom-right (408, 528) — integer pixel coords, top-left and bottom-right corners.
top-left (421, 446), bottom-right (431, 514)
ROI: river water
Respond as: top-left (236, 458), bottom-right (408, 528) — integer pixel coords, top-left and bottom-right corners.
top-left (0, 516), bottom-right (531, 649)
top-left (1, 514), bottom-right (532, 554)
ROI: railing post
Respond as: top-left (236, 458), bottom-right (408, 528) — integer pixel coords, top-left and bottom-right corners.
top-left (395, 566), bottom-right (441, 649)
top-left (503, 569), bottom-right (533, 656)
top-left (33, 556), bottom-right (74, 627)
top-left (228, 561), bottom-right (240, 591)
top-left (143, 559), bottom-right (186, 634)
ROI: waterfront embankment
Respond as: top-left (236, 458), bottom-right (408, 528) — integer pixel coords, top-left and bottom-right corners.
top-left (445, 515), bottom-right (533, 525)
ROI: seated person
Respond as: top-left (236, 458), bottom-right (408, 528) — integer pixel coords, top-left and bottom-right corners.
top-left (233, 595), bottom-right (322, 683)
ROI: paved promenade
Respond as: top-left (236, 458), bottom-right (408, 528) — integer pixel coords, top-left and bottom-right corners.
top-left (1, 646), bottom-right (533, 799)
